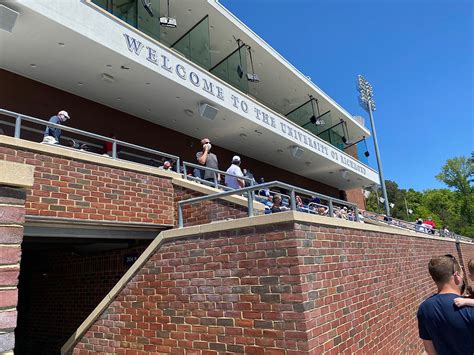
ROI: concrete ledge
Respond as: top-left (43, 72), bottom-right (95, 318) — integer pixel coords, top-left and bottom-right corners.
top-left (0, 135), bottom-right (177, 180)
top-left (0, 160), bottom-right (34, 188)
top-left (60, 211), bottom-right (463, 354)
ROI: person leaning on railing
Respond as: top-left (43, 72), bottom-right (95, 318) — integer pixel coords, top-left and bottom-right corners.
top-left (42, 110), bottom-right (70, 144)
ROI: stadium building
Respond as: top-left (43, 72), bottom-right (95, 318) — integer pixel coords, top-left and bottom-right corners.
top-left (1, 1), bottom-right (468, 354)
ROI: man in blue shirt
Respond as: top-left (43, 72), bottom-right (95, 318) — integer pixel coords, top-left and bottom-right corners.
top-left (43, 110), bottom-right (70, 144)
top-left (417, 254), bottom-right (474, 355)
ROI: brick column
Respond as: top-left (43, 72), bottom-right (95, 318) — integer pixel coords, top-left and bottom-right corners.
top-left (0, 161), bottom-right (34, 353)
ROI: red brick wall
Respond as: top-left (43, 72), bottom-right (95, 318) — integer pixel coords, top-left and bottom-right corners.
top-left (69, 221), bottom-right (474, 354)
top-left (0, 144), bottom-right (174, 225)
top-left (174, 185), bottom-right (255, 227)
top-left (0, 186), bottom-right (27, 353)
top-left (15, 243), bottom-right (150, 355)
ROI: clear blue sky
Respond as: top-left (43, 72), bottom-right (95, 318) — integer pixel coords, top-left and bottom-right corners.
top-left (220, 0), bottom-right (473, 191)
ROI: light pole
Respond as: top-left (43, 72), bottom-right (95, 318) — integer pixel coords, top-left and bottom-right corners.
top-left (357, 75), bottom-right (390, 216)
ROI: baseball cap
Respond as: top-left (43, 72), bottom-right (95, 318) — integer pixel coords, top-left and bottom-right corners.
top-left (58, 110), bottom-right (70, 119)
top-left (232, 155), bottom-right (241, 162)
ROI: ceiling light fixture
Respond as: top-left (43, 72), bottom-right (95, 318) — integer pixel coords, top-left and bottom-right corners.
top-left (235, 38), bottom-right (244, 79)
top-left (160, 0), bottom-right (177, 28)
top-left (307, 95), bottom-right (326, 126)
top-left (246, 45), bottom-right (260, 83)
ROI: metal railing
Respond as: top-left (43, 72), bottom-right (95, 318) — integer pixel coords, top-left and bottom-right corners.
top-left (177, 180), bottom-right (359, 228)
top-left (182, 161), bottom-right (254, 190)
top-left (0, 108), bottom-right (180, 173)
top-left (362, 210), bottom-right (473, 243)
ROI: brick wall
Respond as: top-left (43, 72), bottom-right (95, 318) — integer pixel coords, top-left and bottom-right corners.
top-left (174, 185), bottom-right (253, 227)
top-left (69, 220), bottom-right (474, 354)
top-left (0, 144), bottom-right (174, 225)
top-left (15, 243), bottom-right (150, 355)
top-left (0, 186), bottom-right (27, 353)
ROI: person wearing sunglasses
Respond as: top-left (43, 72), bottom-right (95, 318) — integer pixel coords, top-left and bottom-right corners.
top-left (417, 255), bottom-right (474, 355)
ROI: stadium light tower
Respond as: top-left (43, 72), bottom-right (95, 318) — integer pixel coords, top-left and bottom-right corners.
top-left (357, 74), bottom-right (390, 216)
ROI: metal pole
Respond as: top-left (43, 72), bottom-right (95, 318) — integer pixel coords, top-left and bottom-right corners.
top-left (404, 196), bottom-right (409, 220)
top-left (328, 200), bottom-right (334, 217)
top-left (247, 193), bottom-right (254, 217)
top-left (375, 189), bottom-right (380, 214)
top-left (290, 189), bottom-right (296, 211)
top-left (112, 141), bottom-right (117, 159)
top-left (14, 116), bottom-right (22, 138)
top-left (178, 204), bottom-right (183, 228)
top-left (368, 104), bottom-right (390, 216)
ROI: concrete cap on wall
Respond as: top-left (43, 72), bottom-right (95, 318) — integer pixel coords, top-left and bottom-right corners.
top-left (0, 160), bottom-right (35, 188)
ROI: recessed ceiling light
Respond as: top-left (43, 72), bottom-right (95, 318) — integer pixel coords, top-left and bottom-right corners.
top-left (116, 97), bottom-right (121, 101)
top-left (58, 42), bottom-right (65, 47)
top-left (145, 82), bottom-right (150, 85)
top-left (175, 96), bottom-right (181, 99)
top-left (120, 65), bottom-right (130, 70)
top-left (187, 8), bottom-right (192, 12)
top-left (77, 82), bottom-right (83, 86)
top-left (106, 64), bottom-right (112, 67)
top-left (30, 64), bottom-right (37, 68)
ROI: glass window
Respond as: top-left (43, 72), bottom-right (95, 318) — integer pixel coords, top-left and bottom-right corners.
top-left (91, 0), bottom-right (160, 41)
top-left (210, 46), bottom-right (248, 93)
top-left (172, 17), bottom-right (211, 69)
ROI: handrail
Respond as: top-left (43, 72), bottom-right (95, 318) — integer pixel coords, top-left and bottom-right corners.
top-left (362, 210), bottom-right (473, 243)
top-left (177, 180), bottom-right (359, 227)
top-left (182, 160), bottom-right (254, 189)
top-left (0, 108), bottom-right (181, 173)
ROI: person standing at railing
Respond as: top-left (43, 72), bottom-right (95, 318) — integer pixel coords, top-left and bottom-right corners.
top-left (196, 138), bottom-right (219, 182)
top-left (225, 156), bottom-right (245, 189)
top-left (42, 110), bottom-right (70, 144)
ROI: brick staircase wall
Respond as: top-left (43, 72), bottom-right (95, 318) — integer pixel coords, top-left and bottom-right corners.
top-left (67, 217), bottom-right (474, 354)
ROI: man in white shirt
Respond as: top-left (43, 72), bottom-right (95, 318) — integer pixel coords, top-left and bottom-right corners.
top-left (225, 156), bottom-right (245, 189)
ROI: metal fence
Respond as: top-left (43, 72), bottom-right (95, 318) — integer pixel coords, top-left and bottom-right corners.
top-left (177, 180), bottom-right (360, 228)
top-left (0, 108), bottom-right (180, 173)
top-left (363, 210), bottom-right (473, 243)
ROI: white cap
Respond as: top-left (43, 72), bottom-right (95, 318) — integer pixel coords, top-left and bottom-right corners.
top-left (232, 155), bottom-right (241, 162)
top-left (58, 110), bottom-right (70, 119)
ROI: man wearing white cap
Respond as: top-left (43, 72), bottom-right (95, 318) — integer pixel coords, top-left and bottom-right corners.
top-left (42, 110), bottom-right (70, 144)
top-left (225, 155), bottom-right (245, 189)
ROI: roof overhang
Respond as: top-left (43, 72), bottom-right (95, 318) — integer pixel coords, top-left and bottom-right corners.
top-left (0, 0), bottom-right (379, 190)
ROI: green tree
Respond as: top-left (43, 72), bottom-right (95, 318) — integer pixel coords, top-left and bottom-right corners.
top-left (436, 156), bottom-right (473, 229)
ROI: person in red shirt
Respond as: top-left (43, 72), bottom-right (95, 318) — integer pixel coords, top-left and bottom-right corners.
top-left (423, 217), bottom-right (436, 234)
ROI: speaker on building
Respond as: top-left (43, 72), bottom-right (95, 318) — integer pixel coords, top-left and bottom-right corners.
top-left (291, 146), bottom-right (304, 159)
top-left (0, 5), bottom-right (19, 33)
top-left (199, 103), bottom-right (219, 120)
